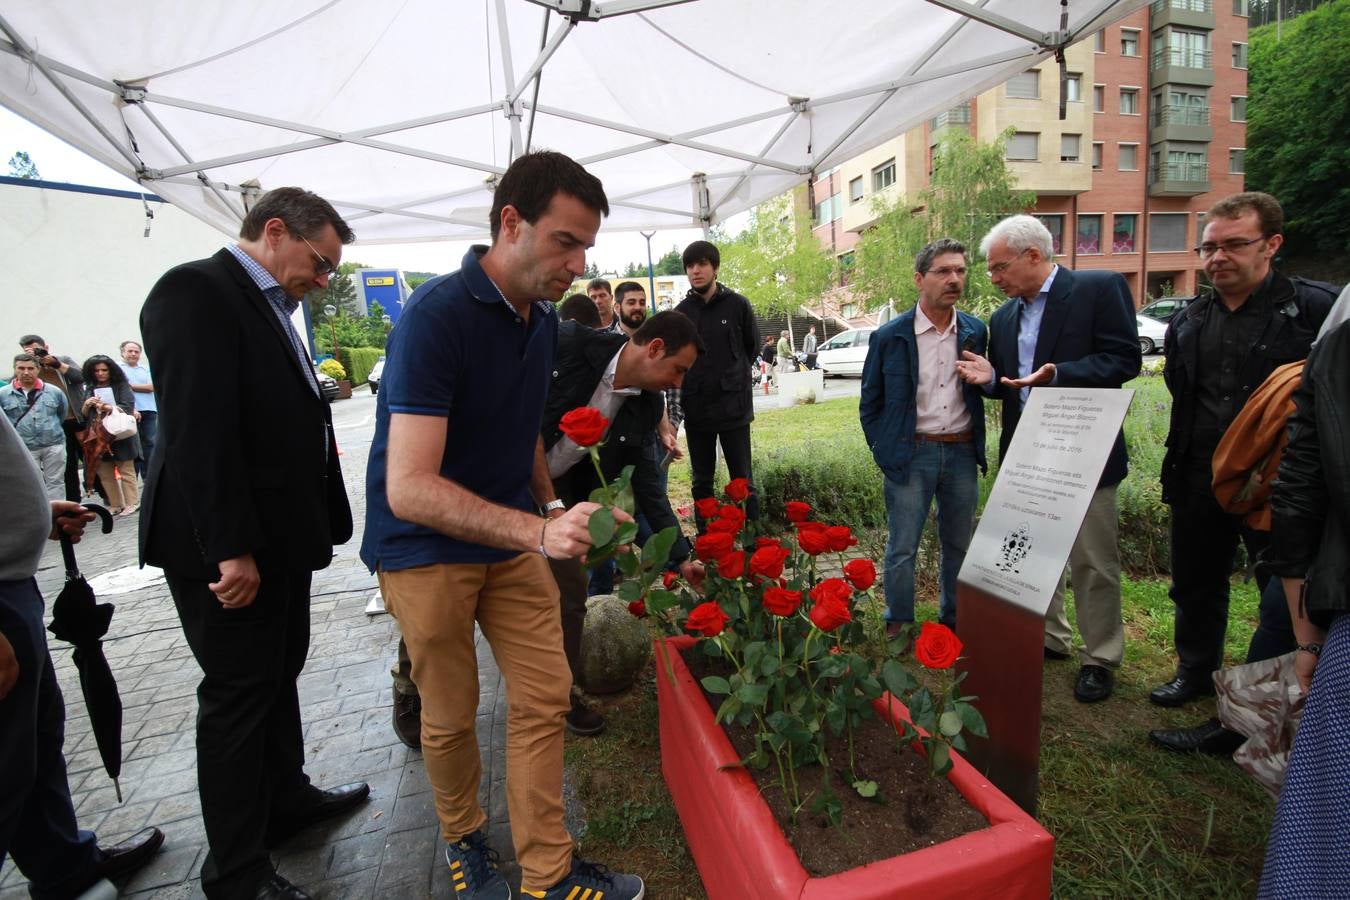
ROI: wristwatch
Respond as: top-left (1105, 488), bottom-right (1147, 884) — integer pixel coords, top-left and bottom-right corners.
top-left (540, 499), bottom-right (566, 515)
top-left (1297, 642), bottom-right (1323, 657)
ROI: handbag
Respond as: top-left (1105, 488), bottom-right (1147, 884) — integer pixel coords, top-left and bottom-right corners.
top-left (101, 407), bottom-right (139, 441)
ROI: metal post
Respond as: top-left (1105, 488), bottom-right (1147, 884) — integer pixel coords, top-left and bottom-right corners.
top-left (641, 230), bottom-right (657, 309)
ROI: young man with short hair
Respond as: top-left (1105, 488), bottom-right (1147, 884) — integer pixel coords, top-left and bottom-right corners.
top-left (587, 278), bottom-right (621, 333)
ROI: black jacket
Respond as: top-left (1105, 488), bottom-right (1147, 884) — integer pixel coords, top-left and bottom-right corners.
top-left (542, 321), bottom-right (690, 563)
top-left (674, 283), bottom-right (759, 431)
top-left (1266, 319), bottom-right (1350, 625)
top-left (1160, 273), bottom-right (1337, 503)
top-left (986, 267), bottom-right (1141, 488)
top-left (138, 249), bottom-right (352, 579)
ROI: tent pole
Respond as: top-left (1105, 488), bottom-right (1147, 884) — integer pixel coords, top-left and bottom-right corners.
top-left (493, 0), bottom-right (525, 162)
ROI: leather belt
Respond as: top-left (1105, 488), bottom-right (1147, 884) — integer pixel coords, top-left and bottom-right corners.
top-left (916, 431), bottom-right (973, 443)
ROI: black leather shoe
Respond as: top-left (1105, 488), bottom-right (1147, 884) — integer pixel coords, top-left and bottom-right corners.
top-left (1044, 646), bottom-right (1071, 661)
top-left (1074, 665), bottom-right (1114, 703)
top-left (1149, 674), bottom-right (1215, 707)
top-left (254, 872), bottom-right (312, 899)
top-left (1149, 717), bottom-right (1245, 756)
top-left (95, 826), bottom-right (164, 881)
top-left (393, 689), bottom-right (422, 750)
top-left (565, 698), bottom-right (606, 737)
top-left (267, 782), bottom-right (371, 846)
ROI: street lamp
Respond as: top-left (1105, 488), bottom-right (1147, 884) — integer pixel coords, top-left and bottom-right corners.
top-left (641, 230), bottom-right (656, 309)
top-left (323, 304), bottom-right (340, 364)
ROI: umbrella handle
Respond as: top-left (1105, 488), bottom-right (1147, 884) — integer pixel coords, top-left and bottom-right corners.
top-left (59, 504), bottom-right (114, 578)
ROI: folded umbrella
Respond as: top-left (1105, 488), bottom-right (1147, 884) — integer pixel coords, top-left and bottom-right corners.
top-left (45, 504), bottom-right (124, 800)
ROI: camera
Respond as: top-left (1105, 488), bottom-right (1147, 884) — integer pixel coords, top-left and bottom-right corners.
top-left (30, 347), bottom-right (50, 359)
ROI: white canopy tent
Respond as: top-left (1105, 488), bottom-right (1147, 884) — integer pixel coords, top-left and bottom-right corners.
top-left (0, 0), bottom-right (1147, 245)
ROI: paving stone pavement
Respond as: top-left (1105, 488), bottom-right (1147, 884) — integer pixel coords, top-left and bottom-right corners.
top-left (1, 391), bottom-right (582, 899)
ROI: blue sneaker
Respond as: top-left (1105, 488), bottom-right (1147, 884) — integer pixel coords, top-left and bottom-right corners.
top-left (444, 830), bottom-right (511, 898)
top-left (521, 856), bottom-right (645, 900)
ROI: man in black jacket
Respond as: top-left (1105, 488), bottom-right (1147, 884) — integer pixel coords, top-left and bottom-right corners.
top-left (140, 188), bottom-right (365, 900)
top-left (674, 240), bottom-right (761, 523)
top-left (541, 312), bottom-right (704, 734)
top-left (1148, 193), bottom-right (1339, 751)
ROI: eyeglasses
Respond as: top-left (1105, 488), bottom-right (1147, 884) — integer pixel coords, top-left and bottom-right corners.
top-left (1194, 236), bottom-right (1267, 258)
top-left (986, 248), bottom-right (1028, 276)
top-left (299, 234), bottom-right (337, 276)
top-left (924, 266), bottom-right (968, 278)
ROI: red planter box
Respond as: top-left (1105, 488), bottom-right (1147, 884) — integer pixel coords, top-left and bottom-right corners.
top-left (656, 636), bottom-right (1054, 900)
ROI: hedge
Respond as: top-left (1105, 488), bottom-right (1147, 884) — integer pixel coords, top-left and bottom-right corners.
top-left (338, 346), bottom-right (384, 386)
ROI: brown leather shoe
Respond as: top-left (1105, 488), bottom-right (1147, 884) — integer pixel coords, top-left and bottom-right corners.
top-left (94, 826), bottom-right (164, 882)
top-left (565, 698), bottom-right (606, 736)
top-left (393, 689), bottom-right (422, 750)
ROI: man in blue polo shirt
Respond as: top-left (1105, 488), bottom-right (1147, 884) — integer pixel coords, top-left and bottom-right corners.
top-left (361, 151), bottom-right (645, 900)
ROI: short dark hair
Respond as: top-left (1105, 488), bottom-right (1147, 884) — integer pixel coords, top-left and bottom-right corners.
top-left (559, 293), bottom-right (602, 327)
top-left (18, 334), bottom-right (44, 348)
top-left (631, 311), bottom-right (703, 357)
top-left (239, 187), bottom-right (355, 244)
top-left (489, 151), bottom-right (609, 242)
top-left (82, 354), bottom-right (129, 387)
top-left (587, 278), bottom-right (612, 295)
top-left (120, 340), bottom-right (142, 352)
top-left (915, 238), bottom-right (967, 274)
top-left (614, 281), bottom-right (646, 303)
top-left (1208, 191), bottom-right (1284, 238)
top-left (682, 240), bottom-right (720, 270)
top-left (13, 352), bottom-right (37, 366)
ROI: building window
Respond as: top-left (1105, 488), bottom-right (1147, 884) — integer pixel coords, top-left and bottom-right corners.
top-left (1061, 134), bottom-right (1082, 162)
top-left (872, 158), bottom-right (896, 192)
top-left (1121, 29), bottom-right (1140, 57)
top-left (1153, 87), bottom-right (1210, 126)
top-left (1007, 70), bottom-right (1040, 99)
top-left (1113, 214), bottom-right (1138, 253)
top-left (1092, 84), bottom-right (1105, 113)
top-left (1092, 142), bottom-right (1104, 170)
top-left (1006, 132), bottom-right (1039, 161)
top-left (1149, 213), bottom-right (1189, 252)
top-left (1229, 148), bottom-right (1246, 174)
top-left (1065, 74), bottom-right (1082, 102)
top-left (849, 176), bottom-right (864, 203)
top-left (1231, 95), bottom-right (1247, 122)
top-left (1076, 215), bottom-right (1104, 254)
top-left (1119, 143), bottom-right (1139, 171)
top-left (1094, 30), bottom-right (1105, 52)
top-left (1036, 215), bottom-right (1065, 255)
top-left (1232, 42), bottom-right (1248, 69)
top-left (1233, 0), bottom-right (1249, 14)
top-left (1120, 88), bottom-right (1140, 115)
top-left (1157, 142), bottom-right (1209, 181)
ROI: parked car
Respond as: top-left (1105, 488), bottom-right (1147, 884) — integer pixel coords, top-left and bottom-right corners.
top-left (368, 356), bottom-right (385, 394)
top-left (816, 327), bottom-right (876, 377)
top-left (1139, 295), bottom-right (1194, 323)
top-left (1136, 315), bottom-right (1168, 355)
top-left (313, 366), bottom-right (340, 402)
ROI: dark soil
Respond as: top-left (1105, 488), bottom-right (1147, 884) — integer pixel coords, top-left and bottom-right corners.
top-left (684, 650), bottom-right (989, 877)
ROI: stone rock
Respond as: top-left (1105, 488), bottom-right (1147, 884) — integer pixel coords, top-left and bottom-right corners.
top-left (579, 594), bottom-right (652, 694)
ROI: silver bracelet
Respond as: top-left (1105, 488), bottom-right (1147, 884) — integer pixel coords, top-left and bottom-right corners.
top-left (538, 519), bottom-right (551, 559)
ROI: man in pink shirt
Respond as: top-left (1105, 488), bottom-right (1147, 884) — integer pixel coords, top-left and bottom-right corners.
top-left (860, 239), bottom-right (988, 633)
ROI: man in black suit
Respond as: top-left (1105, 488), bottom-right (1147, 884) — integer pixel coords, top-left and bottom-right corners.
top-left (957, 214), bottom-right (1141, 703)
top-left (139, 188), bottom-right (367, 900)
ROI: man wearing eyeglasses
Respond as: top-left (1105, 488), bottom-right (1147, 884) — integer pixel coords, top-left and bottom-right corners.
top-left (139, 188), bottom-right (367, 900)
top-left (1147, 193), bottom-right (1340, 751)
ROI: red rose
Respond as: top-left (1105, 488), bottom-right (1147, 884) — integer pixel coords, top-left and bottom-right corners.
top-left (686, 601), bottom-right (730, 637)
top-left (628, 599), bottom-right (647, 618)
top-left (706, 518), bottom-right (742, 536)
top-left (808, 594), bottom-right (851, 632)
top-left (797, 527), bottom-right (831, 556)
top-left (755, 536), bottom-right (785, 550)
top-left (843, 559), bottom-right (876, 591)
top-left (810, 578), bottom-right (853, 607)
top-left (558, 407), bottom-right (608, 447)
top-left (694, 532), bottom-right (735, 560)
top-left (797, 520), bottom-right (828, 532)
top-left (718, 505), bottom-right (746, 526)
top-left (695, 497), bottom-right (721, 519)
top-left (715, 551), bottom-right (746, 580)
top-left (826, 525), bottom-right (858, 552)
top-left (762, 586), bottom-right (803, 617)
top-left (914, 622), bottom-right (963, 670)
top-left (749, 545), bottom-right (790, 580)
top-left (785, 501), bottom-right (812, 523)
top-left (725, 478), bottom-right (751, 502)
top-left (662, 570), bottom-right (679, 590)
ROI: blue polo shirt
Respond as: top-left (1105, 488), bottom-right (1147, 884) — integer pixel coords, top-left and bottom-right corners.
top-left (361, 247), bottom-right (558, 570)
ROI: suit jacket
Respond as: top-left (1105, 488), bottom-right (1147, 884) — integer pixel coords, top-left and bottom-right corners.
top-left (138, 248), bottom-right (352, 579)
top-left (986, 267), bottom-right (1141, 487)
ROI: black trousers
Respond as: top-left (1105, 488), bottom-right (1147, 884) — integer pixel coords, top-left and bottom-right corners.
top-left (166, 564), bottom-right (314, 900)
top-left (0, 578), bottom-right (102, 900)
top-left (686, 423), bottom-right (759, 524)
top-left (1169, 473), bottom-right (1293, 678)
top-left (61, 420), bottom-right (82, 502)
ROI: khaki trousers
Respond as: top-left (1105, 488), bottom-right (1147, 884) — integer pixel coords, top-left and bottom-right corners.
top-left (378, 553), bottom-right (573, 888)
top-left (96, 458), bottom-right (138, 508)
top-left (1045, 485), bottom-right (1125, 669)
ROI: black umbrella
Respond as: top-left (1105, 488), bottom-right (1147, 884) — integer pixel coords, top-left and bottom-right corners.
top-left (46, 504), bottom-right (124, 800)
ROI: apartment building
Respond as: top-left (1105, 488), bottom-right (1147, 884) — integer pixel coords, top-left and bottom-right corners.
top-left (808, 0), bottom-right (1250, 308)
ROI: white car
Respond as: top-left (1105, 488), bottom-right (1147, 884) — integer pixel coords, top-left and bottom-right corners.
top-left (368, 356), bottom-right (385, 394)
top-left (815, 328), bottom-right (876, 377)
top-left (1136, 316), bottom-right (1167, 355)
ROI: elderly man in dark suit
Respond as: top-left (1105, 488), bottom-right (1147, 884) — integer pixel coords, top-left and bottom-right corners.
top-left (957, 214), bottom-right (1141, 703)
top-left (139, 188), bottom-right (366, 900)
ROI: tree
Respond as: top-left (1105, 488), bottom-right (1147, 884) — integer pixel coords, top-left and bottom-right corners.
top-left (718, 194), bottom-right (835, 316)
top-left (621, 261), bottom-right (648, 278)
top-left (852, 130), bottom-right (1034, 319)
top-left (582, 260), bottom-right (601, 279)
top-left (7, 151), bottom-right (39, 179)
top-left (655, 246), bottom-right (684, 275)
top-left (1248, 1), bottom-right (1350, 261)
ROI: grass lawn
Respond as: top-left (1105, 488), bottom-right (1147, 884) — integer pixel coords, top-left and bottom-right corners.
top-left (567, 381), bottom-right (1273, 898)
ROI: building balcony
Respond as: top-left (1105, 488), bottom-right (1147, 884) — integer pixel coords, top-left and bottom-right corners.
top-left (1150, 47), bottom-right (1214, 88)
top-left (1150, 104), bottom-right (1213, 142)
top-left (1149, 161), bottom-right (1210, 196)
top-left (1150, 0), bottom-right (1215, 29)
top-left (928, 103), bottom-right (972, 136)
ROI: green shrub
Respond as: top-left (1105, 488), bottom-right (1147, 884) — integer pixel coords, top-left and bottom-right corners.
top-left (338, 347), bottom-right (384, 385)
top-left (317, 358), bottom-right (346, 380)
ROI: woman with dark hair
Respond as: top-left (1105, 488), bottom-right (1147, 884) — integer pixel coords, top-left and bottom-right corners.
top-left (80, 355), bottom-right (142, 516)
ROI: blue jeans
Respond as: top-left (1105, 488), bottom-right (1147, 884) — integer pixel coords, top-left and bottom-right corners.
top-left (134, 410), bottom-right (157, 478)
top-left (882, 439), bottom-right (978, 628)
